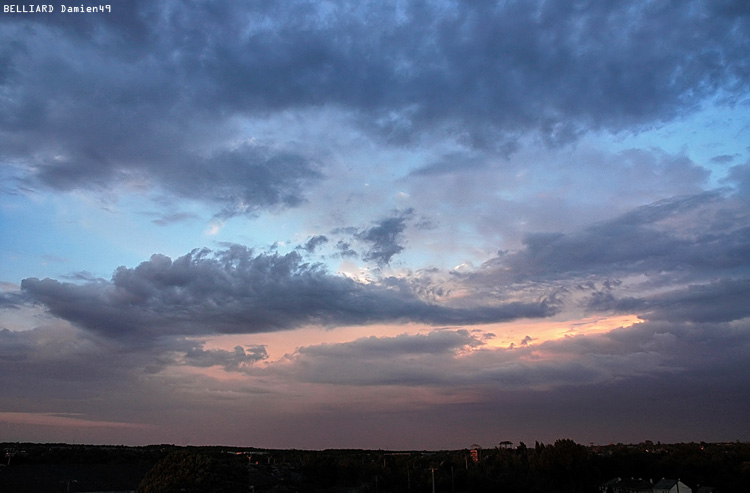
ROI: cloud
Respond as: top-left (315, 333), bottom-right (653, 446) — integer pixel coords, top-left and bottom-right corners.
top-left (271, 313), bottom-right (750, 395)
top-left (2, 0), bottom-right (748, 215)
top-left (278, 329), bottom-right (485, 386)
top-left (0, 324), bottom-right (161, 404)
top-left (299, 235), bottom-right (328, 253)
top-left (334, 240), bottom-right (358, 258)
top-left (17, 189), bottom-right (750, 345)
top-left (151, 212), bottom-right (200, 227)
top-left (711, 154), bottom-right (738, 164)
top-left (183, 344), bottom-right (268, 372)
top-left (29, 142), bottom-right (323, 218)
top-left (590, 278), bottom-right (750, 323)
top-left (20, 245), bottom-right (558, 340)
top-left (0, 288), bottom-right (27, 309)
top-left (357, 209), bottom-right (413, 265)
top-left (170, 145), bottom-right (323, 218)
top-left (300, 329), bottom-right (484, 359)
top-left (470, 191), bottom-right (750, 286)
top-left (723, 162), bottom-right (750, 199)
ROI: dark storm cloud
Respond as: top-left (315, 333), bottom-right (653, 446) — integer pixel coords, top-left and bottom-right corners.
top-left (20, 245), bottom-right (557, 340)
top-left (357, 209), bottom-right (413, 265)
top-left (2, 0), bottom-right (748, 209)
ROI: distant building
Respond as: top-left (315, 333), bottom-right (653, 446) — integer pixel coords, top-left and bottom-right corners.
top-left (600, 477), bottom-right (693, 493)
top-left (653, 478), bottom-right (692, 493)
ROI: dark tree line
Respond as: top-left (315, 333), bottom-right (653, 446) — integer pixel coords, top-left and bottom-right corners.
top-left (296, 440), bottom-right (750, 493)
top-left (3, 440), bottom-right (749, 492)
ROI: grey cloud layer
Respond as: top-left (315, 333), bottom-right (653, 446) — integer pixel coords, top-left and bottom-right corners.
top-left (2, 0), bottom-right (748, 213)
top-left (591, 278), bottom-right (750, 323)
top-left (272, 314), bottom-right (750, 398)
top-left (286, 329), bottom-right (487, 386)
top-left (19, 185), bottom-right (750, 340)
top-left (471, 190), bottom-right (750, 286)
top-left (20, 246), bottom-right (556, 339)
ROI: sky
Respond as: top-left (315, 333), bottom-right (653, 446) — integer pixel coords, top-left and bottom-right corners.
top-left (1, 0), bottom-right (750, 450)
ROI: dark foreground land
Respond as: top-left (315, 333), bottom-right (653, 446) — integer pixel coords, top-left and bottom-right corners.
top-left (1, 440), bottom-right (749, 492)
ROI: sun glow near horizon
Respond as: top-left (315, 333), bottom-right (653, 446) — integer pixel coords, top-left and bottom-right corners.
top-left (194, 313), bottom-right (643, 371)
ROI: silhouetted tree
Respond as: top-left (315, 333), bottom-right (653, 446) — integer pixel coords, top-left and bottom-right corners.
top-left (138, 450), bottom-right (246, 493)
